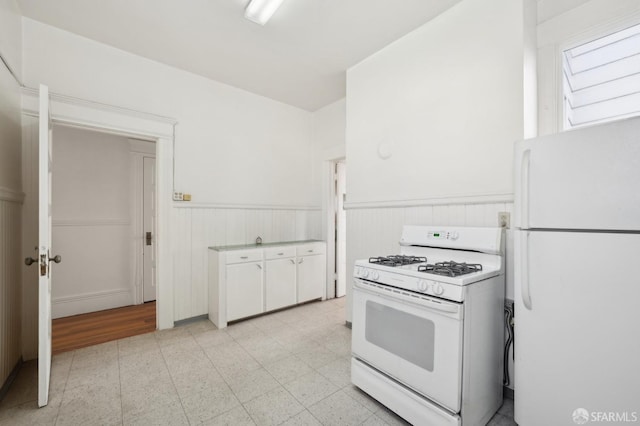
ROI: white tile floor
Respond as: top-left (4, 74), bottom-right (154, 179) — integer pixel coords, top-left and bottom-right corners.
top-left (0, 297), bottom-right (516, 425)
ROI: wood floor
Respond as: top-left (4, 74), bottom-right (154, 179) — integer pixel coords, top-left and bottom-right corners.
top-left (52, 302), bottom-right (156, 355)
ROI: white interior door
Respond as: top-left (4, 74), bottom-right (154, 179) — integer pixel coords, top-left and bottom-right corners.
top-left (336, 161), bottom-right (346, 297)
top-left (143, 156), bottom-right (156, 302)
top-left (38, 84), bottom-right (57, 407)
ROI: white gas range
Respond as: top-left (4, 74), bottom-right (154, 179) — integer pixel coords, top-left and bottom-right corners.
top-left (351, 226), bottom-right (505, 426)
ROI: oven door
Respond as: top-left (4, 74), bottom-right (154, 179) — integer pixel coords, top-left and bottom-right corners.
top-left (352, 278), bottom-right (464, 413)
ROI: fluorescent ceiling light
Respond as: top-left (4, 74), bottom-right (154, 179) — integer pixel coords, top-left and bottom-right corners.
top-left (244, 0), bottom-right (284, 25)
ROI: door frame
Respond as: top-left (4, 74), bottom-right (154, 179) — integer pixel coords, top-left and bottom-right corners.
top-left (321, 148), bottom-right (346, 300)
top-left (334, 160), bottom-right (346, 298)
top-left (21, 88), bottom-right (176, 358)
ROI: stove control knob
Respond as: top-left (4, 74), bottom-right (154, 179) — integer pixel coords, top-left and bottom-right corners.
top-left (433, 283), bottom-right (444, 295)
top-left (417, 280), bottom-right (428, 292)
top-left (372, 271), bottom-right (380, 280)
top-left (362, 269), bottom-right (370, 278)
top-left (354, 267), bottom-right (361, 276)
top-left (451, 232), bottom-right (459, 240)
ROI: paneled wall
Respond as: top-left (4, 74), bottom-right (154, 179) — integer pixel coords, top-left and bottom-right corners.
top-left (0, 0), bottom-right (24, 389)
top-left (0, 198), bottom-right (21, 387)
top-left (171, 206), bottom-right (321, 321)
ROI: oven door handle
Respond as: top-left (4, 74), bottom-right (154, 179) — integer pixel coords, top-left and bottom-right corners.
top-left (353, 280), bottom-right (461, 315)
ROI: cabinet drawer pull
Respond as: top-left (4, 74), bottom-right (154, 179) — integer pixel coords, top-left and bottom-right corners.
top-left (307, 250), bottom-right (313, 253)
top-left (256, 264), bottom-right (262, 269)
top-left (277, 252), bottom-right (284, 255)
top-left (290, 259), bottom-right (296, 264)
top-left (240, 256), bottom-right (248, 259)
top-left (298, 258), bottom-right (304, 264)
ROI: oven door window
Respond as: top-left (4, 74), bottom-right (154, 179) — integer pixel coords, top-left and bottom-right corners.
top-left (365, 301), bottom-right (435, 371)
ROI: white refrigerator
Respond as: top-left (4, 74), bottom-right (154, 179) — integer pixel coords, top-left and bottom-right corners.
top-left (513, 117), bottom-right (640, 426)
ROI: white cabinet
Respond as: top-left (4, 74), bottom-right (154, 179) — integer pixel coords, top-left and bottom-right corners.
top-left (226, 261), bottom-right (263, 322)
top-left (209, 241), bottom-right (326, 329)
top-left (297, 244), bottom-right (326, 303)
top-left (265, 257), bottom-right (296, 311)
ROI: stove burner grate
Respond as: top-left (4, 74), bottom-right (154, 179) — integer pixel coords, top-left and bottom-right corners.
top-left (418, 261), bottom-right (483, 277)
top-left (369, 255), bottom-right (427, 267)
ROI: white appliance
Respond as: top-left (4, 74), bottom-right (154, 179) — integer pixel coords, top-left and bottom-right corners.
top-left (351, 226), bottom-right (505, 426)
top-left (514, 117), bottom-right (640, 426)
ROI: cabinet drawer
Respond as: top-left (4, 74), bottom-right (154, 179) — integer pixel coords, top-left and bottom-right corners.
top-left (225, 249), bottom-right (263, 264)
top-left (265, 246), bottom-right (296, 260)
top-left (296, 243), bottom-right (326, 256)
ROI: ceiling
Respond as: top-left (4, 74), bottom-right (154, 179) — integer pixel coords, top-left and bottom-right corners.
top-left (16, 0), bottom-right (462, 111)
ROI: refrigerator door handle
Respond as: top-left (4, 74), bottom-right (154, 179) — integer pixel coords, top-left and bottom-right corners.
top-left (521, 149), bottom-right (531, 229)
top-left (521, 231), bottom-right (532, 310)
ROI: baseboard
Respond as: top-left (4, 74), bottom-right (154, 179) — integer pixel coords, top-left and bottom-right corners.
top-left (503, 386), bottom-right (514, 400)
top-left (0, 358), bottom-right (22, 403)
top-left (52, 288), bottom-right (133, 319)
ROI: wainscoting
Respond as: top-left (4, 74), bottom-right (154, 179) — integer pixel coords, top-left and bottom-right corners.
top-left (171, 206), bottom-right (322, 321)
top-left (0, 196), bottom-right (22, 388)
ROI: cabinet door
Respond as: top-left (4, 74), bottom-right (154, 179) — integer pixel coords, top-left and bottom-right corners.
top-left (297, 254), bottom-right (326, 303)
top-left (226, 262), bottom-right (263, 322)
top-left (265, 258), bottom-right (296, 311)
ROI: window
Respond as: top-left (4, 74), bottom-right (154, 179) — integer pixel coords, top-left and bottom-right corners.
top-left (562, 23), bottom-right (640, 129)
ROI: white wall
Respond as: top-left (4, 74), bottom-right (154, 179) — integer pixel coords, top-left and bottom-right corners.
top-left (22, 18), bottom-right (316, 208)
top-left (345, 0), bottom-right (531, 321)
top-left (0, 0), bottom-right (21, 192)
top-left (311, 98), bottom-right (346, 200)
top-left (346, 0), bottom-right (527, 206)
top-left (311, 98), bottom-right (346, 299)
top-left (18, 19), bottom-right (324, 330)
top-left (0, 0), bottom-right (22, 388)
top-left (51, 125), bottom-right (136, 318)
top-left (312, 99), bottom-right (346, 155)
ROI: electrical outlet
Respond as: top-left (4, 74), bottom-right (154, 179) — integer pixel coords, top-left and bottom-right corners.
top-left (173, 192), bottom-right (183, 201)
top-left (498, 212), bottom-right (510, 228)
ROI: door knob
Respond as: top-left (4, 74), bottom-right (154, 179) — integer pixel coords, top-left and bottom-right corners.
top-left (25, 246), bottom-right (38, 266)
top-left (49, 255), bottom-right (62, 263)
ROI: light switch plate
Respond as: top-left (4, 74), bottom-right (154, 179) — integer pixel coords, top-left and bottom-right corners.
top-left (173, 192), bottom-right (183, 201)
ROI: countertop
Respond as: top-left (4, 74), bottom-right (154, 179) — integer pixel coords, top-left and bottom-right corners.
top-left (208, 239), bottom-right (324, 252)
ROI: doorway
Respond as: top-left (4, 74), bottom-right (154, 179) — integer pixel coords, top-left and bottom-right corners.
top-left (21, 88), bottom-right (175, 361)
top-left (335, 160), bottom-right (347, 297)
top-left (50, 125), bottom-right (157, 323)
